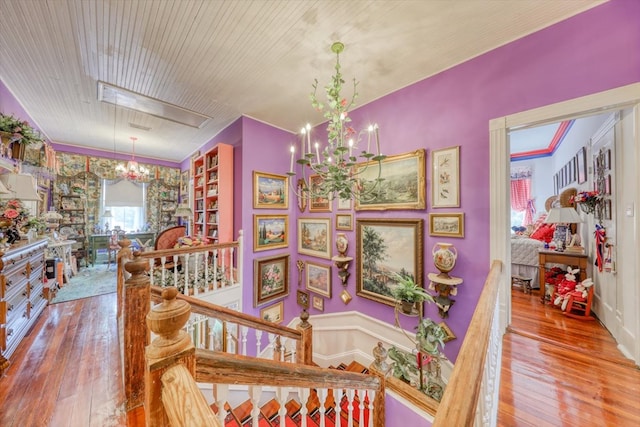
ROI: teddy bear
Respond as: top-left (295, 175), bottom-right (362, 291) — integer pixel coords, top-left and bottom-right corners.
top-left (553, 267), bottom-right (578, 308)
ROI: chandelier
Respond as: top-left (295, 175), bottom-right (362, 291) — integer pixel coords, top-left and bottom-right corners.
top-left (116, 136), bottom-right (149, 181)
top-left (287, 42), bottom-right (385, 202)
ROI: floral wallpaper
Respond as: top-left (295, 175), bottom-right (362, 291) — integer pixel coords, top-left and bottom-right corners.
top-left (54, 152), bottom-right (181, 237)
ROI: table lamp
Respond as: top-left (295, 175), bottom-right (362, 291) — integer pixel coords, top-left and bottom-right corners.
top-left (545, 207), bottom-right (583, 252)
top-left (43, 208), bottom-right (63, 241)
top-left (174, 203), bottom-right (193, 235)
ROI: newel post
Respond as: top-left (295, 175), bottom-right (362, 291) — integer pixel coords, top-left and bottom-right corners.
top-left (296, 309), bottom-right (313, 365)
top-left (145, 287), bottom-right (196, 426)
top-left (123, 251), bottom-right (151, 411)
top-left (369, 342), bottom-right (389, 427)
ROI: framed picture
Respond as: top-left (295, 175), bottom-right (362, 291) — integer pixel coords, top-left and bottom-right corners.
top-left (253, 254), bottom-right (290, 307)
top-left (253, 214), bottom-right (288, 252)
top-left (605, 174), bottom-right (612, 195)
top-left (305, 261), bottom-right (332, 298)
top-left (576, 147), bottom-right (587, 184)
top-left (260, 301), bottom-right (284, 324)
top-left (297, 290), bottom-right (309, 308)
top-left (312, 295), bottom-right (324, 312)
top-left (355, 149), bottom-right (426, 211)
top-left (432, 146), bottom-right (460, 208)
top-left (429, 212), bottom-right (465, 238)
top-left (253, 171), bottom-right (289, 209)
top-left (309, 174), bottom-right (332, 212)
top-left (337, 197), bottom-right (352, 211)
top-left (439, 322), bottom-right (456, 343)
top-left (297, 217), bottom-right (331, 259)
top-left (335, 213), bottom-right (353, 231)
top-left (296, 178), bottom-right (308, 213)
top-left (604, 199), bottom-right (612, 220)
top-left (355, 218), bottom-right (424, 307)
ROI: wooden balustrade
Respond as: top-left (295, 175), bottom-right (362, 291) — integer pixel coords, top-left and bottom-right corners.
top-left (432, 260), bottom-right (503, 426)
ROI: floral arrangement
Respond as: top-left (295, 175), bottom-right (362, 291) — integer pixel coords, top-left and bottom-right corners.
top-left (0, 113), bottom-right (44, 145)
top-left (570, 190), bottom-right (602, 215)
top-left (1, 199), bottom-right (30, 227)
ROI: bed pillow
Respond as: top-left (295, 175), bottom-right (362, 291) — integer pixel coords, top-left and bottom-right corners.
top-left (530, 223), bottom-right (555, 243)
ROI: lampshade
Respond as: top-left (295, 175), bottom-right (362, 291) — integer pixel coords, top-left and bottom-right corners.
top-left (0, 173), bottom-right (41, 201)
top-left (103, 209), bottom-right (113, 218)
top-left (545, 207), bottom-right (583, 224)
top-left (174, 203), bottom-right (193, 218)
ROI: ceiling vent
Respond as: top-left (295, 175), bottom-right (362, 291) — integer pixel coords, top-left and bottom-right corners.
top-left (98, 81), bottom-right (211, 129)
top-left (129, 122), bottom-right (152, 131)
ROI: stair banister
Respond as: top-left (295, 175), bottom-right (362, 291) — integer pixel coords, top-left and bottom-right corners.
top-left (432, 260), bottom-right (503, 426)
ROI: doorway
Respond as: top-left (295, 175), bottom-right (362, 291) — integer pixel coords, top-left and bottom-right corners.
top-left (489, 83), bottom-right (640, 365)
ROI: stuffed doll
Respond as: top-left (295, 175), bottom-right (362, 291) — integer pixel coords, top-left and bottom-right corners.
top-left (561, 278), bottom-right (594, 311)
top-left (553, 267), bottom-right (578, 307)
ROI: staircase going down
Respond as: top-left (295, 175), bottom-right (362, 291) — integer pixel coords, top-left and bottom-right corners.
top-left (217, 361), bottom-right (372, 427)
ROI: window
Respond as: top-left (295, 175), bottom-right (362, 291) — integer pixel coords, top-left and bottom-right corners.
top-left (102, 179), bottom-right (147, 232)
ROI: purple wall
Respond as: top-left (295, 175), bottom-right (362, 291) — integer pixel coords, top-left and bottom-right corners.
top-left (226, 0), bottom-right (640, 362)
top-left (0, 80), bottom-right (45, 139)
top-left (240, 117), bottom-right (297, 319)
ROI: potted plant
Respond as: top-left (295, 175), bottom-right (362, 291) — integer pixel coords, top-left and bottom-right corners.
top-left (390, 272), bottom-right (434, 314)
top-left (0, 113), bottom-right (44, 160)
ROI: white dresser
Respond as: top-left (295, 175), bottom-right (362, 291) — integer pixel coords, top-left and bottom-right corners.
top-left (0, 239), bottom-right (48, 367)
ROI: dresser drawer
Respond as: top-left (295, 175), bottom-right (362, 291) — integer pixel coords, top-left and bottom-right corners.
top-left (4, 301), bottom-right (30, 357)
top-left (5, 291), bottom-right (29, 325)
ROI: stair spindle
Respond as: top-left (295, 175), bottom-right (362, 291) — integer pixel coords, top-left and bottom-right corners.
top-left (317, 388), bottom-right (328, 427)
top-left (298, 387), bottom-right (310, 427)
top-left (346, 389), bottom-right (355, 427)
top-left (276, 386), bottom-right (290, 427)
top-left (214, 383), bottom-right (229, 426)
top-left (248, 385), bottom-right (262, 427)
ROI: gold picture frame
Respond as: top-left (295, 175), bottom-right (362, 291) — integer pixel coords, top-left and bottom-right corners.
top-left (312, 295), bottom-right (324, 312)
top-left (335, 213), bottom-right (353, 231)
top-left (356, 218), bottom-right (424, 307)
top-left (254, 254), bottom-right (290, 307)
top-left (354, 149), bottom-right (426, 211)
top-left (429, 212), bottom-right (464, 238)
top-left (253, 170), bottom-right (289, 209)
top-left (432, 146), bottom-right (460, 208)
top-left (260, 301), bottom-right (284, 324)
top-left (253, 214), bottom-right (288, 252)
top-left (297, 217), bottom-right (332, 259)
top-left (308, 174), bottom-right (332, 212)
top-left (439, 322), bottom-right (456, 342)
top-left (305, 261), bottom-right (332, 298)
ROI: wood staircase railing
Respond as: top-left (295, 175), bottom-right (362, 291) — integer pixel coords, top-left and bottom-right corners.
top-left (117, 238), bottom-right (383, 426)
top-left (432, 259), bottom-right (503, 426)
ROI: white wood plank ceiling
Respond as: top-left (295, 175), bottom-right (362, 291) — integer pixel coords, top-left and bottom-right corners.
top-left (0, 0), bottom-right (606, 163)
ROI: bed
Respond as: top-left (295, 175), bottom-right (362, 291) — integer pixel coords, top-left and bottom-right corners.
top-left (511, 235), bottom-right (545, 289)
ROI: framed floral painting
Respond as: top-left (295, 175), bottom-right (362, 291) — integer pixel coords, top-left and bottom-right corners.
top-left (254, 254), bottom-right (290, 307)
top-left (309, 174), bottom-right (331, 212)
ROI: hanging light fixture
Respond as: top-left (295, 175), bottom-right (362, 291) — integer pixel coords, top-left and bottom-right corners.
top-left (116, 136), bottom-right (150, 182)
top-left (287, 41), bottom-right (386, 202)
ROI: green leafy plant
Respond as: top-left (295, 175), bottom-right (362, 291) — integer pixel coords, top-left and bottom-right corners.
top-left (0, 113), bottom-right (44, 145)
top-left (415, 318), bottom-right (447, 356)
top-left (390, 272), bottom-right (433, 304)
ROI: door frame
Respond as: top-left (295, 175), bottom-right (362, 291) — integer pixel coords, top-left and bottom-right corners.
top-left (489, 82), bottom-right (640, 363)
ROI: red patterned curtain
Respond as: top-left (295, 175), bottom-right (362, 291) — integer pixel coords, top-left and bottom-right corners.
top-left (511, 167), bottom-right (535, 225)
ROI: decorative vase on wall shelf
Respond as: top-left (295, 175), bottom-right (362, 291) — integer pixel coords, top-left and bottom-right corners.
top-left (432, 242), bottom-right (457, 278)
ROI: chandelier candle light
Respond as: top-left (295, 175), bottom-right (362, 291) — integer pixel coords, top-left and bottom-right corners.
top-left (287, 42), bottom-right (386, 201)
top-left (116, 136), bottom-right (149, 181)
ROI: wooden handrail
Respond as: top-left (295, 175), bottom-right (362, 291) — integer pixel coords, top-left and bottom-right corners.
top-left (432, 259), bottom-right (503, 426)
top-left (195, 349), bottom-right (382, 390)
top-left (137, 241), bottom-right (239, 259)
top-left (150, 286), bottom-right (303, 341)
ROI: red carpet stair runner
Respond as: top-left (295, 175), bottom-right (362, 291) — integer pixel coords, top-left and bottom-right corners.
top-left (216, 361), bottom-right (372, 427)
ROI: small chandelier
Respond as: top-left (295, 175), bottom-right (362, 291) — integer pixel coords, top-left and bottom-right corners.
top-left (116, 136), bottom-right (149, 181)
top-left (287, 42), bottom-right (385, 201)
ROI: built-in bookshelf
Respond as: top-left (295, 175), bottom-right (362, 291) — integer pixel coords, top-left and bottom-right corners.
top-left (192, 143), bottom-right (233, 242)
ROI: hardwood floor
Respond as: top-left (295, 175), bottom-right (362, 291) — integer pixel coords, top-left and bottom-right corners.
top-left (498, 288), bottom-right (640, 426)
top-left (1, 289), bottom-right (638, 426)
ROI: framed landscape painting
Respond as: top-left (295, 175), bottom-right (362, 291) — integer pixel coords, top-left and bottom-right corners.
top-left (260, 301), bottom-right (284, 324)
top-left (297, 217), bottom-right (331, 259)
top-left (305, 261), bottom-right (332, 298)
top-left (253, 171), bottom-right (288, 209)
top-left (254, 254), bottom-right (290, 307)
top-left (429, 212), bottom-right (464, 238)
top-left (355, 218), bottom-right (424, 307)
top-left (335, 213), bottom-right (353, 231)
top-left (253, 214), bottom-right (288, 252)
top-left (354, 149), bottom-right (426, 211)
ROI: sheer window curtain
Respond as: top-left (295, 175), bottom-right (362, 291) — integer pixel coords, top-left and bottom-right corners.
top-left (102, 178), bottom-right (147, 232)
top-left (510, 167), bottom-right (536, 226)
